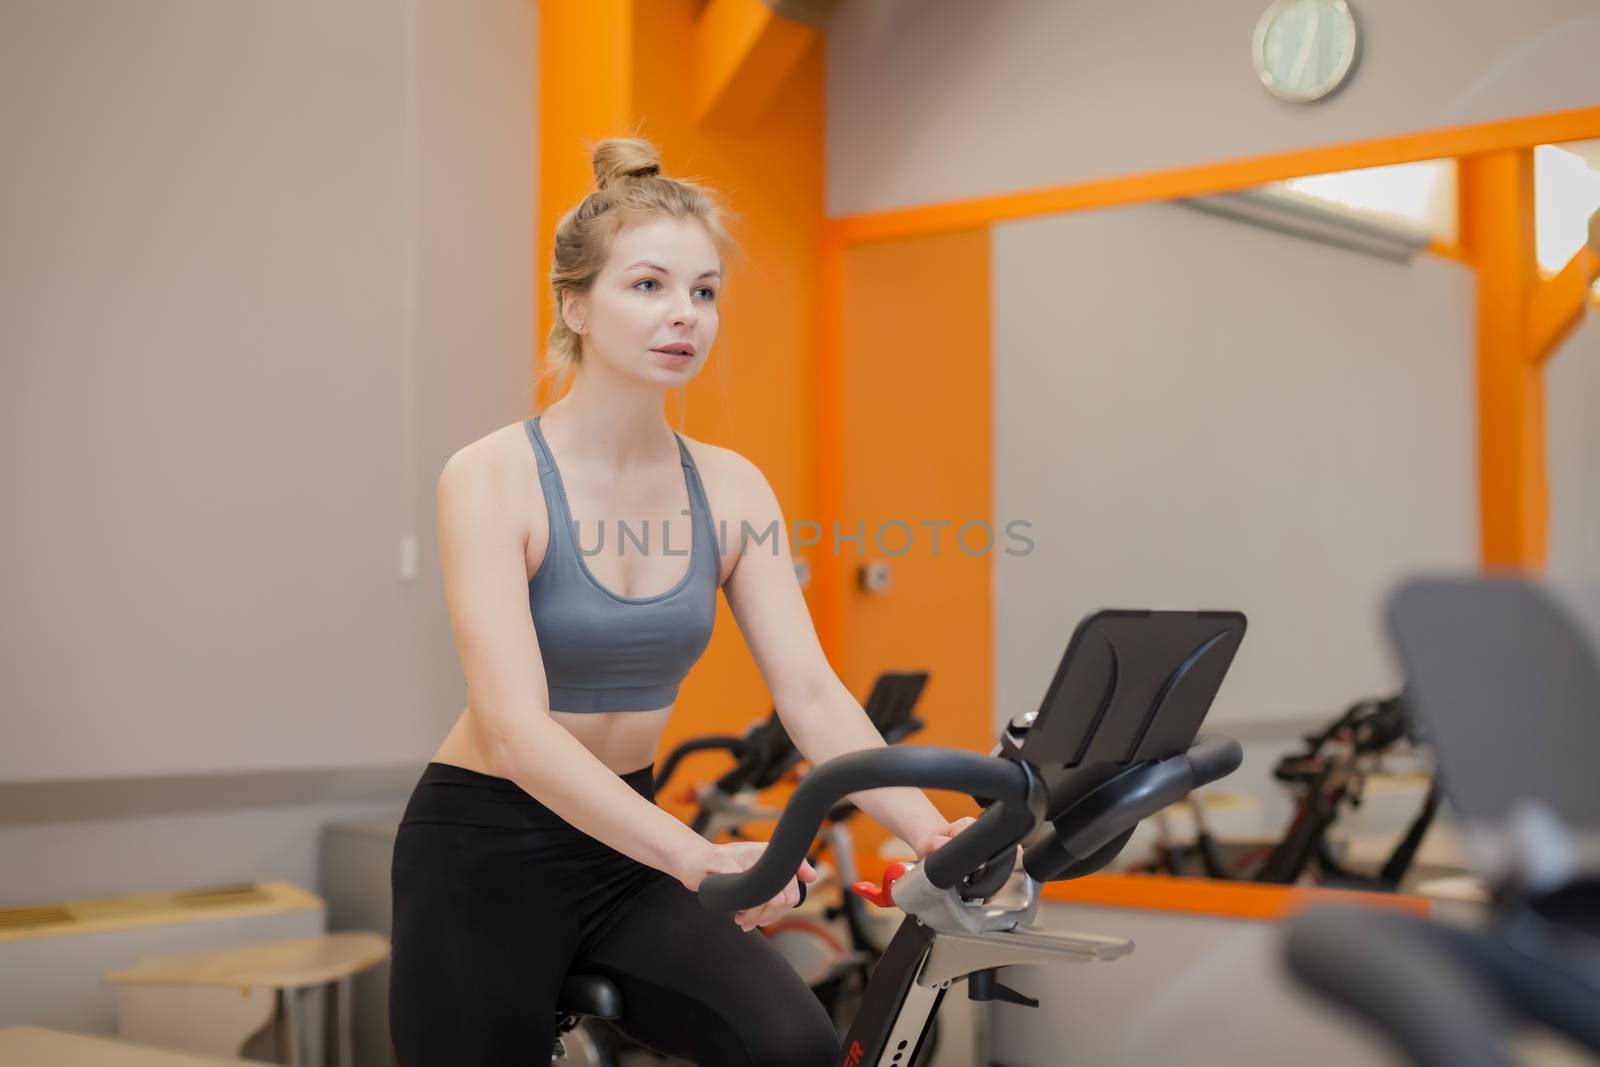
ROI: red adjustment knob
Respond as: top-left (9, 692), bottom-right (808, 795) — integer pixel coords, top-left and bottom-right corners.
top-left (851, 862), bottom-right (910, 909)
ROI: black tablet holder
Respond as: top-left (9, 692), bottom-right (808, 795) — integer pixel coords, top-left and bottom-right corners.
top-left (1015, 608), bottom-right (1248, 769)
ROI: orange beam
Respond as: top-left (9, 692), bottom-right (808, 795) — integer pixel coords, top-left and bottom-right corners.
top-left (1527, 247), bottom-right (1600, 363)
top-left (693, 0), bottom-right (817, 130)
top-left (535, 0), bottom-right (636, 410)
top-left (830, 106), bottom-right (1600, 245)
top-left (1041, 873), bottom-right (1432, 922)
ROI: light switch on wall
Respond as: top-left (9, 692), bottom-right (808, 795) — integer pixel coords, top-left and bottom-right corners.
top-left (858, 560), bottom-right (891, 594)
top-left (399, 536), bottom-right (419, 582)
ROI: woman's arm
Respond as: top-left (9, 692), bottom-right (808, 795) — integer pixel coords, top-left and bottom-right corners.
top-left (436, 447), bottom-right (711, 884)
top-left (716, 453), bottom-right (951, 852)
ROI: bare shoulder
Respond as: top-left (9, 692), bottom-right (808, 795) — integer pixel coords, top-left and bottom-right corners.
top-left (676, 435), bottom-right (793, 585)
top-left (436, 419), bottom-right (543, 543)
top-left (439, 419), bottom-right (536, 490)
top-left (675, 434), bottom-right (779, 520)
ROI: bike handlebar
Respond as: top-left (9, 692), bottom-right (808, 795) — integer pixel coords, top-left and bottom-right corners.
top-left (696, 747), bottom-right (1042, 913)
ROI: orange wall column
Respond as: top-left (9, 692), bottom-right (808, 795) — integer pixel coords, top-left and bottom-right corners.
top-left (836, 228), bottom-right (994, 760)
top-left (1460, 149), bottom-right (1548, 570)
top-left (822, 228), bottom-right (997, 875)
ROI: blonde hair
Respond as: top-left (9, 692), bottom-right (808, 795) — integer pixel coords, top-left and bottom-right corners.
top-left (541, 137), bottom-right (737, 396)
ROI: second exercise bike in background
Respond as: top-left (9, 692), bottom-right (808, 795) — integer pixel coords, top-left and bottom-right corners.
top-left (1143, 692), bottom-right (1442, 890)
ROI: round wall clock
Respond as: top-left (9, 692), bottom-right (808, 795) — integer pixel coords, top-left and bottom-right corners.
top-left (1253, 0), bottom-right (1360, 103)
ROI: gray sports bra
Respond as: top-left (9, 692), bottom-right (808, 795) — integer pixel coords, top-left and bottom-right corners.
top-left (523, 417), bottom-right (720, 713)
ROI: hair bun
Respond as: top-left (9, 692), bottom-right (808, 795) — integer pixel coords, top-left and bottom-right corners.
top-left (592, 137), bottom-right (662, 191)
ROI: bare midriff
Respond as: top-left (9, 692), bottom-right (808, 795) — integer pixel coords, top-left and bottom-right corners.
top-left (429, 702), bottom-right (675, 781)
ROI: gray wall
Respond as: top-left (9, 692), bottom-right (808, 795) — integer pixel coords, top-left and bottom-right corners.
top-left (1548, 315), bottom-right (1600, 641)
top-left (826, 0), bottom-right (1600, 217)
top-left (1, 0), bottom-right (533, 907)
top-left (0, 766), bottom-right (412, 905)
top-left (0, 799), bottom-right (404, 910)
top-left (994, 201), bottom-right (1479, 729)
top-left (2, 0), bottom-right (535, 785)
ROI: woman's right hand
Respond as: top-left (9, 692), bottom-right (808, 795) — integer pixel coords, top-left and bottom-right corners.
top-left (675, 840), bottom-right (818, 933)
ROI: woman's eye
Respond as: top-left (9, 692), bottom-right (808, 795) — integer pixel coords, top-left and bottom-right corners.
top-left (633, 279), bottom-right (715, 300)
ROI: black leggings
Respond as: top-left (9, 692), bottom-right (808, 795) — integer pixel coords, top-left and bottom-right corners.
top-left (388, 762), bottom-right (840, 1067)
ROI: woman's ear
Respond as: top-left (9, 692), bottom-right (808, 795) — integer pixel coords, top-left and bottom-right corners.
top-left (560, 289), bottom-right (588, 335)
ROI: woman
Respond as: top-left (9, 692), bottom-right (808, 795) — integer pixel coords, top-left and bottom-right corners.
top-left (389, 137), bottom-right (971, 1066)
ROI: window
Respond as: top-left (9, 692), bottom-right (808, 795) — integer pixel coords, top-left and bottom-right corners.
top-left (1279, 159), bottom-right (1458, 245)
top-left (1535, 141), bottom-right (1600, 295)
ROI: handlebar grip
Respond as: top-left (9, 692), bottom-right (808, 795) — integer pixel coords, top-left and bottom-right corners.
top-left (698, 746), bottom-right (1035, 913)
top-left (1186, 734), bottom-right (1243, 789)
top-left (924, 793), bottom-right (1039, 890)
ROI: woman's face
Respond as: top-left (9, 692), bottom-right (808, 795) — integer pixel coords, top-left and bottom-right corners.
top-left (566, 215), bottom-right (721, 386)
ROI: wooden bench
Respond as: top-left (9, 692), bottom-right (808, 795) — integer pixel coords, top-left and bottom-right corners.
top-left (105, 932), bottom-right (389, 1066)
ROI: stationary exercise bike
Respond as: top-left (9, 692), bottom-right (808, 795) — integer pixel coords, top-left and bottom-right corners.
top-left (694, 609), bottom-right (1249, 1066)
top-left (557, 608), bottom-right (1248, 1065)
top-left (1146, 692), bottom-right (1440, 889)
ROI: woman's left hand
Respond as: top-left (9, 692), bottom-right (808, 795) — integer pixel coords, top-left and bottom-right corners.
top-left (912, 816), bottom-right (977, 860)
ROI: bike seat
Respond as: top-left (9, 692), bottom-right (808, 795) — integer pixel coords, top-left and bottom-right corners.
top-left (557, 973), bottom-right (623, 1020)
